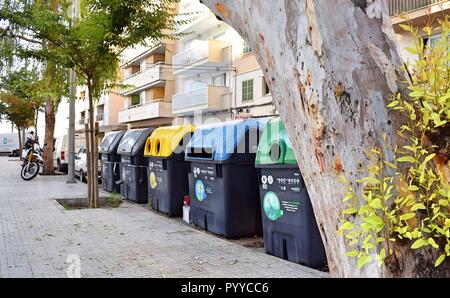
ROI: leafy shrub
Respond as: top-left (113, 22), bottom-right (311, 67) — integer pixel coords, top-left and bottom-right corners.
top-left (337, 18), bottom-right (450, 270)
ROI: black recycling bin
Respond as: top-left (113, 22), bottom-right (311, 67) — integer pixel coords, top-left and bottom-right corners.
top-left (255, 118), bottom-right (327, 269)
top-left (185, 119), bottom-right (266, 239)
top-left (99, 131), bottom-right (126, 193)
top-left (117, 128), bottom-right (154, 204)
top-left (144, 125), bottom-right (195, 217)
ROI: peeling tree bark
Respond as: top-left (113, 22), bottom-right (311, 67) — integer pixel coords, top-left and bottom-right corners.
top-left (202, 0), bottom-right (449, 277)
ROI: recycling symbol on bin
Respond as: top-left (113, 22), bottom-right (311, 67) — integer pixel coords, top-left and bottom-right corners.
top-left (263, 192), bottom-right (284, 221)
top-left (195, 179), bottom-right (207, 202)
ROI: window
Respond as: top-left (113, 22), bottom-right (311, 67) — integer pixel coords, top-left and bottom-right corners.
top-left (242, 79), bottom-right (254, 102)
top-left (243, 41), bottom-right (252, 54)
top-left (262, 77), bottom-right (270, 96)
top-left (131, 94), bottom-right (140, 106)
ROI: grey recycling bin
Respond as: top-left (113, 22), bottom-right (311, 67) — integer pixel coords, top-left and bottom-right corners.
top-left (117, 128), bottom-right (154, 204)
top-left (99, 131), bottom-right (126, 193)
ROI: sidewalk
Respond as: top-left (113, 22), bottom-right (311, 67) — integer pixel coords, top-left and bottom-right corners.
top-left (0, 157), bottom-right (327, 278)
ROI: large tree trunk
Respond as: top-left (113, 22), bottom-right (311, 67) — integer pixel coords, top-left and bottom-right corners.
top-left (42, 97), bottom-right (55, 175)
top-left (202, 0), bottom-right (449, 277)
top-left (41, 0), bottom-right (58, 176)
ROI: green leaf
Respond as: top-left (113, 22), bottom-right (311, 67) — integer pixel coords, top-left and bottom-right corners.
top-left (424, 154), bottom-right (436, 164)
top-left (345, 250), bottom-right (359, 258)
top-left (408, 185), bottom-right (420, 192)
top-left (384, 161), bottom-right (398, 169)
top-left (435, 254), bottom-right (446, 267)
top-left (342, 208), bottom-right (359, 215)
top-left (387, 101), bottom-right (399, 108)
top-left (398, 156), bottom-right (417, 163)
top-left (400, 213), bottom-right (416, 221)
top-left (339, 222), bottom-right (355, 231)
top-left (364, 215), bottom-right (385, 228)
top-left (428, 238), bottom-right (439, 249)
top-left (357, 255), bottom-right (373, 270)
top-left (411, 238), bottom-right (429, 250)
top-left (411, 203), bottom-right (426, 211)
top-left (343, 194), bottom-right (353, 203)
top-left (369, 199), bottom-right (383, 210)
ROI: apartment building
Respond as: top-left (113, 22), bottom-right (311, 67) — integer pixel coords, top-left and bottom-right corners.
top-left (75, 87), bottom-right (127, 144)
top-left (390, 0), bottom-right (450, 61)
top-left (172, 0), bottom-right (277, 125)
top-left (118, 42), bottom-right (176, 129)
top-left (69, 0), bottom-right (449, 140)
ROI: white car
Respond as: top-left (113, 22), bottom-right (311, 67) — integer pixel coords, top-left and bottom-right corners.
top-left (75, 148), bottom-right (101, 182)
top-left (53, 135), bottom-right (68, 172)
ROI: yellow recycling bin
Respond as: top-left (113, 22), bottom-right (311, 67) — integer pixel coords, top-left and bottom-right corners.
top-left (144, 125), bottom-right (195, 217)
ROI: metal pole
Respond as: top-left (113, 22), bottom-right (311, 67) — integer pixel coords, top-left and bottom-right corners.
top-left (67, 0), bottom-right (77, 184)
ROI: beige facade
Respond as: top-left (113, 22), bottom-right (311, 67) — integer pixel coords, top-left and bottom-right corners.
top-left (391, 1), bottom-right (450, 62)
top-left (119, 43), bottom-right (175, 129)
top-left (75, 86), bottom-right (127, 144)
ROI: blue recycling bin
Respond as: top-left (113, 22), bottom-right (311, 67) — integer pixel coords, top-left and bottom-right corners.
top-left (185, 119), bottom-right (266, 239)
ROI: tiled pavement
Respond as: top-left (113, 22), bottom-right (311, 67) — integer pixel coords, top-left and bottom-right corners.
top-left (0, 157), bottom-right (327, 278)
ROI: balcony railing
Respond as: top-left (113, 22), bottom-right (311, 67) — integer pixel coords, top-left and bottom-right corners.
top-left (122, 62), bottom-right (171, 96)
top-left (118, 100), bottom-right (172, 123)
top-left (389, 0), bottom-right (447, 16)
top-left (96, 114), bottom-right (104, 122)
top-left (172, 85), bottom-right (231, 115)
top-left (172, 40), bottom-right (230, 75)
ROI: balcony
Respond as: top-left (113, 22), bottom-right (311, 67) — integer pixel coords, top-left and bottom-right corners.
top-left (122, 62), bottom-right (172, 96)
top-left (96, 114), bottom-right (104, 122)
top-left (173, 40), bottom-right (230, 76)
top-left (118, 101), bottom-right (172, 124)
top-left (389, 0), bottom-right (448, 16)
top-left (172, 85), bottom-right (231, 115)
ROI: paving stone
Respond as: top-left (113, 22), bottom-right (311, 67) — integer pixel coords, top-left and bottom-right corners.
top-left (0, 157), bottom-right (327, 278)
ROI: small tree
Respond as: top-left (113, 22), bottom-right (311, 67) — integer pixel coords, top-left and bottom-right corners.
top-left (0, 68), bottom-right (46, 140)
top-left (1, 0), bottom-right (188, 207)
top-left (0, 91), bottom-right (35, 158)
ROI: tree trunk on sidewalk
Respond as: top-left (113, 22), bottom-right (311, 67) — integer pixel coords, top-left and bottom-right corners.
top-left (202, 0), bottom-right (449, 277)
top-left (42, 97), bottom-right (55, 175)
top-left (34, 108), bottom-right (39, 142)
top-left (17, 128), bottom-right (22, 161)
top-left (86, 78), bottom-right (99, 208)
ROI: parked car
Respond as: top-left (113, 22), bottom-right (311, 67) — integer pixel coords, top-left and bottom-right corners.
top-left (53, 135), bottom-right (68, 172)
top-left (75, 148), bottom-right (102, 183)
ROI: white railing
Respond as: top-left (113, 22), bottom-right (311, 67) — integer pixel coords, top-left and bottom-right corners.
top-left (173, 86), bottom-right (209, 111)
top-left (173, 40), bottom-right (210, 71)
top-left (122, 62), bottom-right (167, 94)
top-left (118, 100), bottom-right (172, 123)
top-left (172, 85), bottom-right (230, 114)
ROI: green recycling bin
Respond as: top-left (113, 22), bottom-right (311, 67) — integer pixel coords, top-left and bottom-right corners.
top-left (255, 118), bottom-right (327, 269)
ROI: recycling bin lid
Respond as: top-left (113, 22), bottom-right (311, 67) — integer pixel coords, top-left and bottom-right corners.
top-left (256, 118), bottom-right (297, 166)
top-left (117, 128), bottom-right (154, 157)
top-left (144, 124), bottom-right (195, 158)
top-left (99, 131), bottom-right (126, 155)
top-left (185, 119), bottom-right (266, 163)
